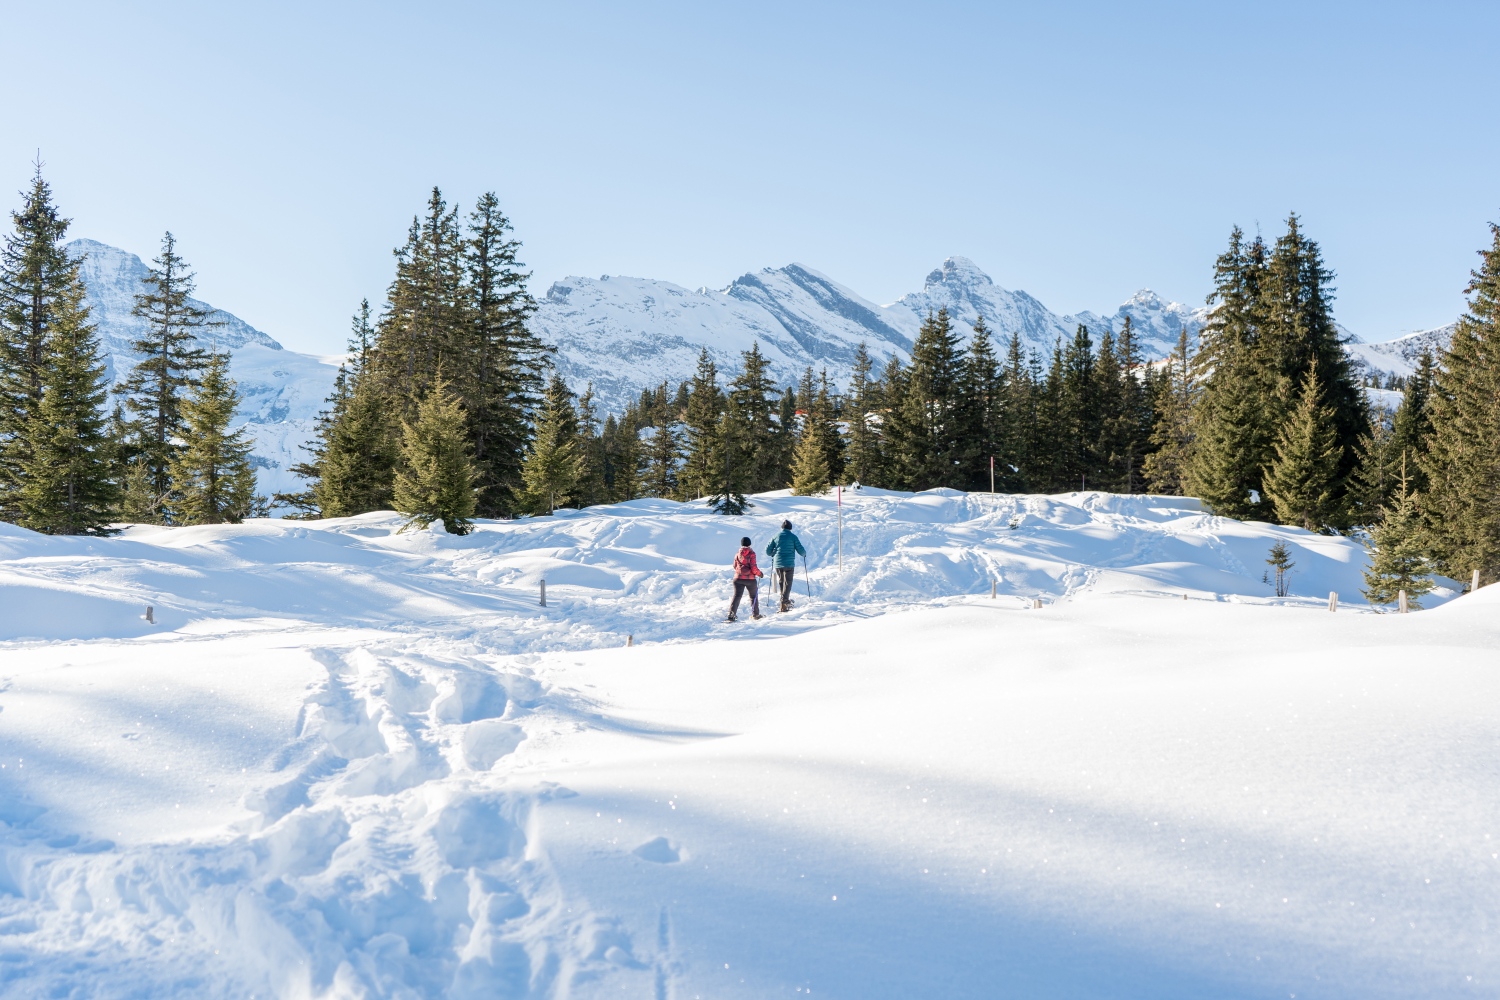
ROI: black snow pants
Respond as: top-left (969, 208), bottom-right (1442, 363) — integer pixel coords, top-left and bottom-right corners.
top-left (774, 567), bottom-right (795, 608)
top-left (730, 579), bottom-right (760, 618)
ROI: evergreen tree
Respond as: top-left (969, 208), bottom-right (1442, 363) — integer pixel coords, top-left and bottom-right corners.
top-left (1057, 325), bottom-right (1101, 490)
top-left (168, 352), bottom-right (258, 525)
top-left (14, 277), bottom-right (117, 534)
top-left (996, 332), bottom-right (1034, 491)
top-left (886, 308), bottom-right (964, 489)
top-left (0, 169), bottom-right (117, 532)
top-left (643, 422), bottom-right (681, 499)
top-left (602, 413), bottom-right (642, 501)
top-left (681, 349), bottom-right (724, 499)
top-left (119, 456), bottom-right (159, 524)
top-left (117, 232), bottom-right (215, 506)
top-left (1361, 462), bottom-right (1435, 608)
top-left (790, 410), bottom-right (831, 495)
top-left (813, 369), bottom-right (845, 485)
top-left (515, 375), bottom-right (582, 514)
top-left (959, 317), bottom-right (1003, 490)
top-left (1262, 360), bottom-right (1344, 532)
top-left (464, 192), bottom-right (544, 515)
top-left (574, 385), bottom-right (608, 508)
top-left (316, 377), bottom-right (399, 516)
top-left (393, 379), bottom-right (477, 533)
top-left (278, 300), bottom-right (373, 517)
top-left (367, 189), bottom-right (469, 408)
top-left (1265, 540), bottom-right (1294, 597)
top-left (771, 385), bottom-right (797, 487)
top-left (844, 342), bottom-right (884, 487)
top-left (1143, 329), bottom-right (1196, 494)
top-left (708, 394), bottom-right (750, 515)
top-left (1185, 228), bottom-right (1273, 516)
top-left (1420, 222), bottom-right (1500, 584)
top-left (728, 342), bottom-right (779, 492)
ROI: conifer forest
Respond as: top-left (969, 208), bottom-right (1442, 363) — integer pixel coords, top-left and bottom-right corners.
top-left (4, 174), bottom-right (1499, 599)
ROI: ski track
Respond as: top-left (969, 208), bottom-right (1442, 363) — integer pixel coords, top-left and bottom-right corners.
top-left (0, 488), bottom-right (1475, 997)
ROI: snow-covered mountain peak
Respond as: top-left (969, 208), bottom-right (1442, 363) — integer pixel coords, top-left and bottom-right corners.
top-left (922, 255), bottom-right (995, 291)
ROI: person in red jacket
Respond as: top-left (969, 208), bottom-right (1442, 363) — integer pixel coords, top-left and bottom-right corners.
top-left (727, 536), bottom-right (764, 621)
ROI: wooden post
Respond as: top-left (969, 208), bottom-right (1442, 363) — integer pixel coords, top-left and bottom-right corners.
top-left (1474, 569), bottom-right (1482, 592)
top-left (1032, 597), bottom-right (1042, 609)
top-left (540, 579), bottom-right (547, 607)
top-left (991, 580), bottom-right (996, 599)
top-left (144, 605), bottom-right (154, 624)
top-left (1398, 589), bottom-right (1408, 614)
top-left (1183, 593), bottom-right (1188, 601)
top-left (1328, 591), bottom-right (1337, 612)
top-left (627, 633), bottom-right (633, 647)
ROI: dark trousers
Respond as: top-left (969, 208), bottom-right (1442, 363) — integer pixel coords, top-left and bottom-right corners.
top-left (775, 567), bottom-right (795, 607)
top-left (730, 579), bottom-right (760, 618)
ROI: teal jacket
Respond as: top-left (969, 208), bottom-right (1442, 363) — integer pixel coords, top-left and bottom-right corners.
top-left (765, 530), bottom-right (806, 569)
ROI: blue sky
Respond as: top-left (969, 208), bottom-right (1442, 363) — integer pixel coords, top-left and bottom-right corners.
top-left (5, 1), bottom-right (1497, 354)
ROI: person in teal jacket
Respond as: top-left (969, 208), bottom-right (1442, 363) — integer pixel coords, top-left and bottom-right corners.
top-left (765, 519), bottom-right (806, 612)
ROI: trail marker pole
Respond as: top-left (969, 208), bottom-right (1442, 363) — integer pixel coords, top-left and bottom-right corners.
top-left (1328, 591), bottom-right (1337, 612)
top-left (990, 456), bottom-right (995, 494)
top-left (1398, 589), bottom-right (1408, 614)
top-left (837, 485), bottom-right (843, 571)
top-left (1474, 569), bottom-right (1482, 592)
top-left (540, 579), bottom-right (547, 607)
top-left (991, 580), bottom-right (996, 599)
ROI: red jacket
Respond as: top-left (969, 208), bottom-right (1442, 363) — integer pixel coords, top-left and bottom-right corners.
top-left (733, 547), bottom-right (763, 580)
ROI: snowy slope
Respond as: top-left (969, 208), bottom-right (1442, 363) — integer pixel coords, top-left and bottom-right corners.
top-left (0, 489), bottom-right (1493, 998)
top-left (69, 239), bottom-right (340, 497)
top-left (1345, 323), bottom-right (1455, 382)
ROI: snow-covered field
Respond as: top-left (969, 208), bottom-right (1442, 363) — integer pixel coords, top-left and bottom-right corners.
top-left (0, 490), bottom-right (1494, 999)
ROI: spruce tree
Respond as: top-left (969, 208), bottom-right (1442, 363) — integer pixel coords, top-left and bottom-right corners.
top-left (958, 317), bottom-right (1003, 490)
top-left (1361, 463), bottom-right (1435, 608)
top-left (316, 377), bottom-right (399, 516)
top-left (117, 232), bottom-right (215, 506)
top-left (0, 170), bottom-right (116, 532)
top-left (708, 394), bottom-right (750, 515)
top-left (515, 375), bottom-right (581, 514)
top-left (464, 192), bottom-right (544, 515)
top-left (728, 342), bottom-right (779, 492)
top-left (14, 278), bottom-right (118, 534)
top-left (574, 385), bottom-right (608, 508)
top-left (1262, 360), bottom-right (1344, 532)
top-left (1420, 222), bottom-right (1500, 584)
top-left (119, 457), bottom-right (159, 524)
top-left (168, 352), bottom-right (257, 525)
top-left (393, 379), bottom-right (477, 533)
top-left (1057, 325), bottom-right (1101, 490)
top-left (844, 342), bottom-right (883, 487)
top-left (886, 309), bottom-right (963, 489)
top-left (0, 167), bottom-right (110, 522)
top-left (603, 413), bottom-right (642, 501)
top-left (643, 421), bottom-right (681, 499)
top-left (681, 349), bottom-right (724, 499)
top-left (790, 412), bottom-right (831, 495)
top-left (996, 332), bottom-right (1034, 491)
top-left (1143, 329), bottom-right (1196, 494)
top-left (813, 369), bottom-right (845, 485)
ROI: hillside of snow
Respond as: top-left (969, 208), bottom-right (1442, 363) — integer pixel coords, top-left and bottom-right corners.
top-left (0, 488), bottom-right (1493, 998)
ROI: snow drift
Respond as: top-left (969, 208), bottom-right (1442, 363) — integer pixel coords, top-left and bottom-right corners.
top-left (0, 489), bottom-right (1493, 998)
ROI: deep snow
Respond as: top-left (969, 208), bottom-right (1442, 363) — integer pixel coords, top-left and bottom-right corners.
top-left (0, 489), bottom-right (1493, 999)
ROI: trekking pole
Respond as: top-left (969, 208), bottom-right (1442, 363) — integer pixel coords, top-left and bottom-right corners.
top-left (801, 551), bottom-right (812, 600)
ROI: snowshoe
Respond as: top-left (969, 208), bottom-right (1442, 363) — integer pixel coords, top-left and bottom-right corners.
top-left (751, 613), bottom-right (763, 620)
top-left (725, 613), bottom-right (738, 622)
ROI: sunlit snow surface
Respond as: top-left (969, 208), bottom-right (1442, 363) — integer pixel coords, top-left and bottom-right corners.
top-left (0, 490), bottom-right (1494, 999)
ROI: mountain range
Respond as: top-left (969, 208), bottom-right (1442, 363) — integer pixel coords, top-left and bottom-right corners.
top-left (64, 239), bottom-right (1452, 500)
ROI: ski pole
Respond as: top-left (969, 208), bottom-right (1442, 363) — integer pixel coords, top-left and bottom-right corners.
top-left (801, 551), bottom-right (812, 599)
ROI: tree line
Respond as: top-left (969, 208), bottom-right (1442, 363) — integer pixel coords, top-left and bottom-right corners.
top-left (3, 169), bottom-right (1497, 604)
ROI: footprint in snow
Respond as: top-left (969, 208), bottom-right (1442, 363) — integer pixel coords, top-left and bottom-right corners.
top-left (632, 837), bottom-right (680, 864)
